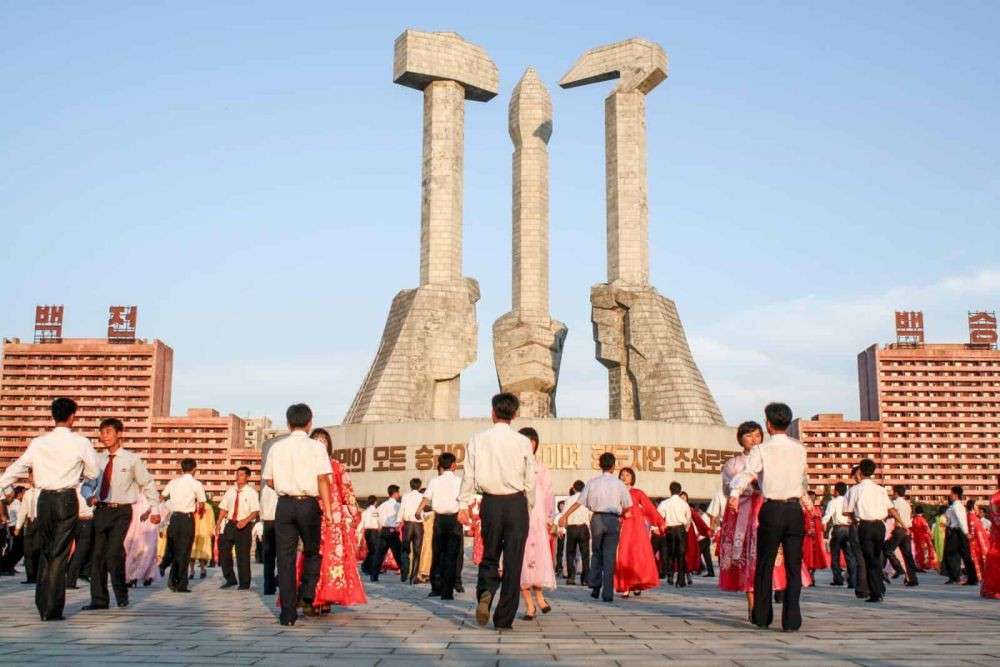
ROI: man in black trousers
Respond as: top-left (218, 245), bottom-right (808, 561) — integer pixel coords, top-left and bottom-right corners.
top-left (884, 485), bottom-right (919, 587)
top-left (160, 458), bottom-right (206, 593)
top-left (83, 418), bottom-right (161, 611)
top-left (359, 495), bottom-right (380, 577)
top-left (727, 403), bottom-right (807, 632)
top-left (216, 466), bottom-right (260, 590)
top-left (844, 458), bottom-right (904, 603)
top-left (260, 483), bottom-right (278, 594)
top-left (563, 480), bottom-right (590, 585)
top-left (943, 485), bottom-right (978, 585)
top-left (422, 452), bottom-right (463, 599)
top-left (553, 500), bottom-right (566, 578)
top-left (458, 393), bottom-right (534, 630)
top-left (398, 477), bottom-right (425, 584)
top-left (0, 398), bottom-right (99, 621)
top-left (16, 482), bottom-right (40, 584)
top-left (66, 484), bottom-right (94, 588)
top-left (261, 403), bottom-right (332, 626)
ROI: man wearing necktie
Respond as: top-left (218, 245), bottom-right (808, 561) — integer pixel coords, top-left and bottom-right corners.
top-left (82, 418), bottom-right (160, 611)
top-left (216, 466), bottom-right (261, 590)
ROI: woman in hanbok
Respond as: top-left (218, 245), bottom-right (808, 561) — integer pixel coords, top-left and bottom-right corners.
top-left (967, 500), bottom-right (989, 581)
top-left (932, 507), bottom-right (948, 570)
top-left (469, 497), bottom-right (484, 566)
top-left (418, 510), bottom-right (435, 583)
top-left (910, 506), bottom-right (938, 571)
top-left (682, 491), bottom-right (707, 580)
top-left (519, 427), bottom-right (555, 620)
top-left (801, 491), bottom-right (830, 583)
top-left (981, 475), bottom-right (1000, 599)
top-left (124, 495), bottom-right (160, 587)
top-left (189, 501), bottom-right (215, 580)
top-left (613, 467), bottom-right (664, 597)
top-left (306, 428), bottom-right (367, 612)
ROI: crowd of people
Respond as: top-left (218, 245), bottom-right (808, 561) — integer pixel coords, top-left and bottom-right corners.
top-left (0, 395), bottom-right (998, 630)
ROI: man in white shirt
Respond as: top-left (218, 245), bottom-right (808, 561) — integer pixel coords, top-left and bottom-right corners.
top-left (883, 485), bottom-right (919, 587)
top-left (160, 458), bottom-right (207, 593)
top-left (843, 458), bottom-right (904, 603)
top-left (457, 393), bottom-right (535, 629)
top-left (370, 485), bottom-right (402, 583)
top-left (0, 398), bottom-right (100, 621)
top-left (822, 481), bottom-right (855, 587)
top-left (66, 482), bottom-right (95, 589)
top-left (657, 482), bottom-right (691, 587)
top-left (359, 496), bottom-right (380, 578)
top-left (562, 480), bottom-right (591, 586)
top-left (216, 466), bottom-right (261, 590)
top-left (83, 417), bottom-right (160, 611)
top-left (553, 500), bottom-right (566, 578)
top-left (727, 402), bottom-right (807, 632)
top-left (421, 452), bottom-right (463, 599)
top-left (559, 451), bottom-right (632, 602)
top-left (261, 403), bottom-right (333, 626)
top-left (942, 485), bottom-right (978, 585)
top-left (398, 477), bottom-right (425, 584)
top-left (842, 466), bottom-right (871, 599)
top-left (259, 483), bottom-right (278, 595)
top-left (0, 486), bottom-right (26, 576)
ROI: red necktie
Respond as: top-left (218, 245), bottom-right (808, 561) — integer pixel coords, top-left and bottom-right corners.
top-left (99, 455), bottom-right (115, 501)
top-left (233, 489), bottom-right (240, 523)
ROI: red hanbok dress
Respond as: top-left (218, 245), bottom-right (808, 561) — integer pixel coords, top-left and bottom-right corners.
top-left (614, 487), bottom-right (665, 593)
top-left (981, 489), bottom-right (1000, 599)
top-left (968, 512), bottom-right (989, 582)
top-left (470, 498), bottom-right (484, 565)
top-left (686, 511), bottom-right (710, 573)
top-left (291, 460), bottom-right (367, 609)
top-left (802, 505), bottom-right (830, 570)
top-left (910, 514), bottom-right (938, 571)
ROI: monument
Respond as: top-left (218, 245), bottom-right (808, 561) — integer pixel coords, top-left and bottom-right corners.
top-left (334, 31), bottom-right (736, 498)
top-left (492, 68), bottom-right (567, 419)
top-left (559, 39), bottom-right (724, 425)
top-left (344, 31), bottom-right (498, 424)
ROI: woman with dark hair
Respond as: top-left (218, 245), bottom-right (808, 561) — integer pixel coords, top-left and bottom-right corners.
top-left (982, 475), bottom-right (1000, 599)
top-left (289, 428), bottom-right (366, 614)
top-left (967, 499), bottom-right (989, 581)
top-left (613, 467), bottom-right (664, 598)
top-left (518, 427), bottom-right (555, 620)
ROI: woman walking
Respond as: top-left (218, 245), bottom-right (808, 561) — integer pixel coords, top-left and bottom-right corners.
top-left (613, 467), bottom-right (664, 597)
top-left (518, 427), bottom-right (555, 620)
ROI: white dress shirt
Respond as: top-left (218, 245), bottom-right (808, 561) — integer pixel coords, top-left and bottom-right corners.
top-left (15, 488), bottom-right (38, 531)
top-left (822, 495), bottom-right (850, 527)
top-left (76, 484), bottom-right (94, 520)
top-left (261, 430), bottom-right (333, 497)
top-left (0, 427), bottom-right (99, 491)
top-left (360, 505), bottom-right (380, 530)
top-left (93, 448), bottom-right (159, 506)
top-left (845, 478), bottom-right (892, 521)
top-left (424, 471), bottom-right (462, 514)
top-left (219, 484), bottom-right (261, 522)
top-left (161, 473), bottom-right (207, 513)
top-left (728, 433), bottom-right (807, 501)
top-left (577, 473), bottom-right (632, 515)
top-left (397, 489), bottom-right (424, 522)
top-left (657, 494), bottom-right (691, 527)
top-left (377, 498), bottom-right (400, 529)
top-left (562, 492), bottom-right (592, 526)
top-left (945, 500), bottom-right (969, 535)
top-left (706, 489), bottom-right (726, 521)
top-left (458, 423), bottom-right (536, 510)
top-left (892, 497), bottom-right (912, 530)
top-left (259, 484), bottom-right (278, 521)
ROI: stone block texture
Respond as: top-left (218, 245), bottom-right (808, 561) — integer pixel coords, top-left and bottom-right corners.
top-left (345, 280), bottom-right (480, 423)
top-left (493, 68), bottom-right (566, 418)
top-left (563, 39), bottom-right (723, 424)
top-left (346, 31), bottom-right (498, 423)
top-left (591, 283), bottom-right (723, 424)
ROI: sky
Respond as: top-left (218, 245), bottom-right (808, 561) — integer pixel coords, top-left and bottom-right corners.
top-left (2, 2), bottom-right (999, 428)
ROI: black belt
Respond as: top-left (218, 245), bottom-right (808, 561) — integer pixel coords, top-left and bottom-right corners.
top-left (96, 501), bottom-right (130, 509)
top-left (279, 494), bottom-right (317, 499)
top-left (766, 498), bottom-right (801, 504)
top-left (40, 488), bottom-right (75, 494)
top-left (592, 511), bottom-right (620, 517)
top-left (859, 519), bottom-right (885, 524)
top-left (482, 491), bottom-right (525, 498)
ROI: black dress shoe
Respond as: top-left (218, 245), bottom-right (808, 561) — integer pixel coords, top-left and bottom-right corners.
top-left (117, 601), bottom-right (129, 608)
top-left (962, 581), bottom-right (979, 586)
top-left (440, 595), bottom-right (454, 601)
top-left (454, 584), bottom-right (465, 593)
top-left (590, 587), bottom-right (600, 599)
top-left (200, 570), bottom-right (207, 579)
top-left (904, 581), bottom-right (919, 587)
top-left (891, 572), bottom-right (903, 579)
top-left (866, 596), bottom-right (882, 603)
top-left (22, 580), bottom-right (36, 585)
top-left (279, 617), bottom-right (297, 626)
top-left (43, 615), bottom-right (66, 621)
top-left (220, 581), bottom-right (236, 589)
top-left (143, 578), bottom-right (153, 587)
top-left (428, 591), bottom-right (441, 597)
top-left (855, 591), bottom-right (868, 598)
top-left (81, 604), bottom-right (109, 611)
top-left (174, 588), bottom-right (191, 593)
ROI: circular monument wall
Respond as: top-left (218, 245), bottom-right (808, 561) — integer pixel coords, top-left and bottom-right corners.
top-left (323, 418), bottom-right (739, 501)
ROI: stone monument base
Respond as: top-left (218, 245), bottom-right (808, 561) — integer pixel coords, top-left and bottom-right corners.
top-left (324, 417), bottom-right (737, 500)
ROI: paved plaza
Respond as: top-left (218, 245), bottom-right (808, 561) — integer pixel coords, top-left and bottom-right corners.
top-left (0, 564), bottom-right (997, 666)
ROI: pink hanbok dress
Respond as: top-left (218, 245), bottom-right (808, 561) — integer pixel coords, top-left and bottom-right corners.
top-left (124, 496), bottom-right (160, 583)
top-left (520, 459), bottom-right (556, 589)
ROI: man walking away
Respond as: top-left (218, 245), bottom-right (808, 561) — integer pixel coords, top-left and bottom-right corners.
top-left (259, 483), bottom-right (278, 595)
top-left (422, 453), bottom-right (463, 600)
top-left (822, 482), bottom-right (855, 587)
top-left (559, 452), bottom-right (631, 602)
top-left (844, 458), bottom-right (904, 603)
top-left (458, 393), bottom-right (535, 630)
top-left (398, 478), bottom-right (425, 584)
top-left (884, 485), bottom-right (919, 587)
top-left (161, 459), bottom-right (206, 593)
top-left (943, 485), bottom-right (978, 585)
